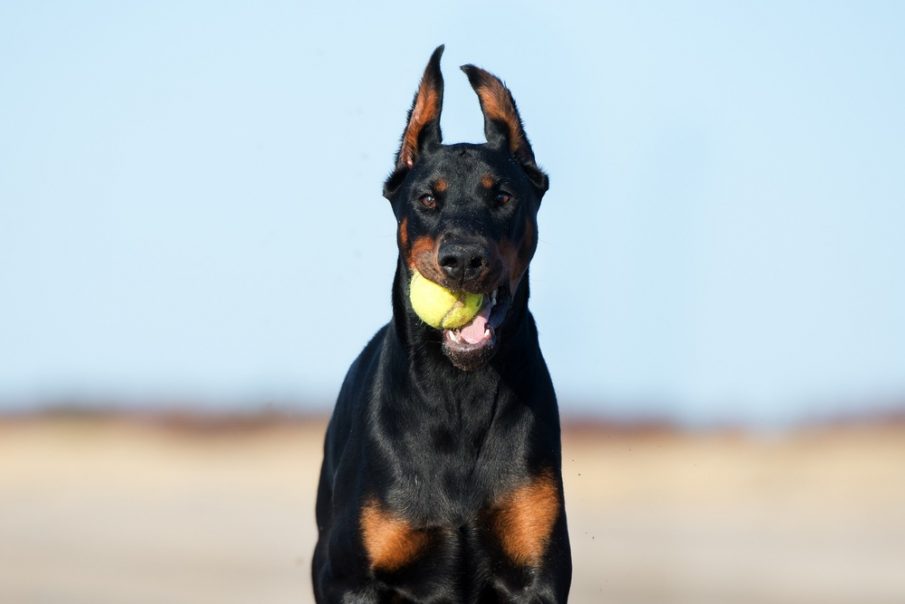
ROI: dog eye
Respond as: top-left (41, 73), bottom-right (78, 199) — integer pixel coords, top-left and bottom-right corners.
top-left (418, 193), bottom-right (437, 209)
top-left (495, 192), bottom-right (512, 206)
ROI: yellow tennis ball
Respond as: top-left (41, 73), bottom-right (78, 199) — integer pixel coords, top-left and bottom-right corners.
top-left (409, 270), bottom-right (484, 329)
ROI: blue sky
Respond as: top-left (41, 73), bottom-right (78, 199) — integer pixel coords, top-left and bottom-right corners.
top-left (1, 1), bottom-right (904, 424)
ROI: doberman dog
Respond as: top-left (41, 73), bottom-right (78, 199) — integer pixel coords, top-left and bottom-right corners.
top-left (313, 46), bottom-right (571, 603)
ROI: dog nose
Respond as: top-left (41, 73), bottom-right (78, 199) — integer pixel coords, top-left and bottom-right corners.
top-left (438, 241), bottom-right (489, 283)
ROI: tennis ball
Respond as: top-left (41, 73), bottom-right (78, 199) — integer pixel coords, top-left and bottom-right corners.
top-left (409, 270), bottom-right (484, 329)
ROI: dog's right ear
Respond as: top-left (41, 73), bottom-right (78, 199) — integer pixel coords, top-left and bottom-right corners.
top-left (384, 45), bottom-right (445, 198)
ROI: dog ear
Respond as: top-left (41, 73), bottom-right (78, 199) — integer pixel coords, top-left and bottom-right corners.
top-left (384, 46), bottom-right (445, 199)
top-left (395, 45), bottom-right (445, 170)
top-left (460, 65), bottom-right (549, 195)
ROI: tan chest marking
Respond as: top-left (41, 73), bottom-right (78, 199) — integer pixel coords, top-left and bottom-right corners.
top-left (489, 471), bottom-right (559, 567)
top-left (360, 498), bottom-right (428, 572)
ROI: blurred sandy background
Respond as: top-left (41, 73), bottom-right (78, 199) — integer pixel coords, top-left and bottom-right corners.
top-left (2, 415), bottom-right (903, 604)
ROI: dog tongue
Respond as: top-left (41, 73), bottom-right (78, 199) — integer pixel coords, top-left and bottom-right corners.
top-left (460, 303), bottom-right (492, 345)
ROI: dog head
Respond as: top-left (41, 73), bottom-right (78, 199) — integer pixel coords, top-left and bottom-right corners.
top-left (384, 46), bottom-right (548, 371)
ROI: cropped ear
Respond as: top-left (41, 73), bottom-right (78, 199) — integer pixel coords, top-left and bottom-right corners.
top-left (395, 45), bottom-right (445, 170)
top-left (460, 64), bottom-right (548, 194)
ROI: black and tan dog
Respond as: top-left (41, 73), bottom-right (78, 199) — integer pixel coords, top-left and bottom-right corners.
top-left (313, 46), bottom-right (571, 603)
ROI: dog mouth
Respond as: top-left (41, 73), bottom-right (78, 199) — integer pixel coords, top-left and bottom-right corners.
top-left (442, 285), bottom-right (512, 356)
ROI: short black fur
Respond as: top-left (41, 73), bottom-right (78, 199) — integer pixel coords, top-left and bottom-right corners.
top-left (313, 46), bottom-right (571, 603)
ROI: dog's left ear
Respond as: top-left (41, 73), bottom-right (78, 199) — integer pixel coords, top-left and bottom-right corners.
top-left (384, 46), bottom-right (445, 198)
top-left (461, 65), bottom-right (549, 196)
